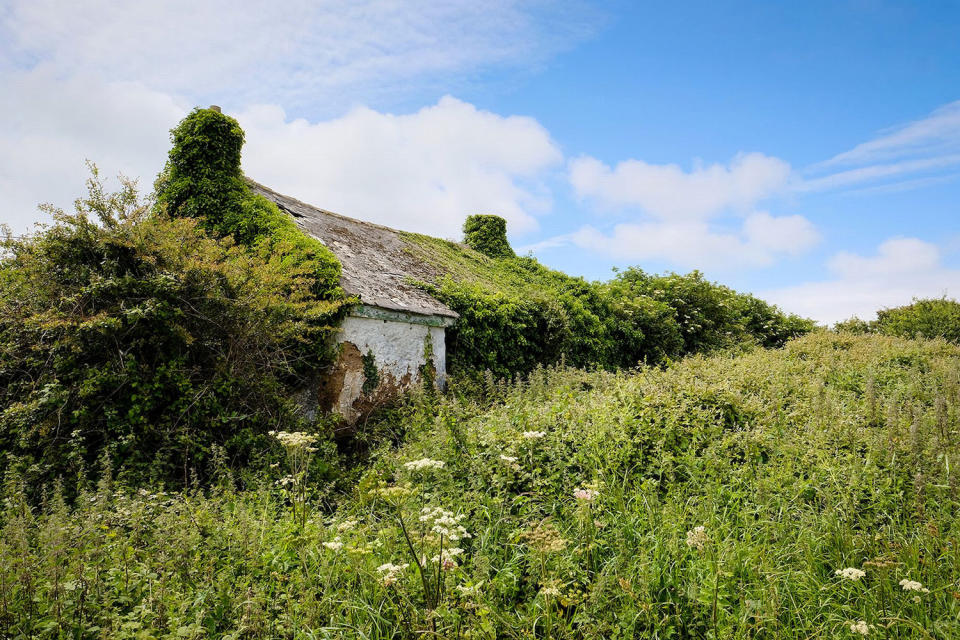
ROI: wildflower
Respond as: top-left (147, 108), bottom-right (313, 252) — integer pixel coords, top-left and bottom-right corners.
top-left (685, 525), bottom-right (708, 552)
top-left (522, 430), bottom-right (546, 440)
top-left (835, 567), bottom-right (866, 581)
top-left (539, 578), bottom-right (563, 598)
top-left (403, 458), bottom-right (445, 472)
top-left (499, 454), bottom-right (518, 463)
top-left (336, 519), bottom-right (358, 532)
top-left (322, 538), bottom-right (344, 551)
top-left (573, 488), bottom-right (598, 502)
top-left (849, 620), bottom-right (872, 635)
top-left (268, 430), bottom-right (318, 452)
top-left (522, 521), bottom-right (567, 553)
top-left (430, 547), bottom-right (464, 570)
top-left (420, 506), bottom-right (471, 541)
top-left (374, 485), bottom-right (411, 500)
top-left (898, 579), bottom-right (929, 593)
top-left (276, 475), bottom-right (296, 488)
top-left (377, 562), bottom-right (409, 587)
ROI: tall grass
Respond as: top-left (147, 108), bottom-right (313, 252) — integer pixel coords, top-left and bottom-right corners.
top-left (2, 332), bottom-right (959, 638)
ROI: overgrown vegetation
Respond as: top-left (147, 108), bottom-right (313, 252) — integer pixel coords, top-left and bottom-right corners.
top-left (404, 232), bottom-right (814, 378)
top-left (155, 107), bottom-right (344, 301)
top-left (837, 297), bottom-right (960, 344)
top-left (462, 214), bottom-right (516, 259)
top-left (3, 332), bottom-right (958, 638)
top-left (0, 136), bottom-right (348, 491)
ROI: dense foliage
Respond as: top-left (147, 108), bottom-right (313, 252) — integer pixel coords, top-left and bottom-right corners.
top-left (0, 171), bottom-right (343, 490)
top-left (155, 108), bottom-right (343, 300)
top-left (3, 332), bottom-right (958, 638)
top-left (403, 233), bottom-right (814, 377)
top-left (835, 297), bottom-right (960, 344)
top-left (462, 214), bottom-right (516, 258)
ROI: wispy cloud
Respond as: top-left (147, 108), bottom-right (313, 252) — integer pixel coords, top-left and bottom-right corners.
top-left (0, 0), bottom-right (598, 111)
top-left (798, 100), bottom-right (960, 194)
top-left (823, 100), bottom-right (960, 167)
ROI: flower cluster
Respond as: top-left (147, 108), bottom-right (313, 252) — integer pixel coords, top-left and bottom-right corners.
top-left (322, 538), bottom-right (344, 551)
top-left (403, 458), bottom-right (446, 472)
top-left (522, 430), bottom-right (546, 440)
top-left (836, 567), bottom-right (866, 581)
top-left (268, 430), bottom-right (318, 452)
top-left (573, 488), bottom-right (598, 502)
top-left (685, 525), bottom-right (708, 552)
top-left (420, 507), bottom-right (470, 541)
top-left (377, 562), bottom-right (409, 587)
top-left (522, 521), bottom-right (567, 553)
top-left (336, 519), bottom-right (358, 532)
top-left (430, 547), bottom-right (464, 570)
top-left (499, 454), bottom-right (518, 463)
top-left (899, 578), bottom-right (929, 593)
top-left (849, 620), bottom-right (873, 636)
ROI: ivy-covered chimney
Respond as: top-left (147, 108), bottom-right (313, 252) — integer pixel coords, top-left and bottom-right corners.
top-left (463, 214), bottom-right (515, 259)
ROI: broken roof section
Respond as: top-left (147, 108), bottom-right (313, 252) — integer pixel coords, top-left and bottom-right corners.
top-left (249, 180), bottom-right (458, 320)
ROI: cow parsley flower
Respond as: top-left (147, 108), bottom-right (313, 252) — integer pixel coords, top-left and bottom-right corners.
top-left (377, 562), bottom-right (409, 587)
top-left (336, 519), bottom-right (359, 532)
top-left (835, 567), bottom-right (866, 581)
top-left (849, 620), bottom-right (872, 635)
top-left (420, 507), bottom-right (471, 541)
top-left (522, 431), bottom-right (546, 440)
top-left (685, 525), bottom-right (708, 552)
top-left (573, 488), bottom-right (598, 502)
top-left (322, 538), bottom-right (344, 551)
top-left (899, 579), bottom-right (929, 593)
top-left (403, 458), bottom-right (445, 472)
top-left (499, 454), bottom-right (518, 463)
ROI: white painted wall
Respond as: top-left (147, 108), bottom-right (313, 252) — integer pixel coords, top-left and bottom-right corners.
top-left (336, 315), bottom-right (447, 407)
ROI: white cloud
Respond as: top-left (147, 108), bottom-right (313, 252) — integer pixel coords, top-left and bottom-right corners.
top-left (569, 152), bottom-right (791, 219)
top-left (763, 237), bottom-right (960, 325)
top-left (526, 212), bottom-right (819, 271)
top-left (1, 0), bottom-right (595, 110)
top-left (0, 0), bottom-right (584, 234)
top-left (0, 79), bottom-right (561, 238)
top-left (558, 152), bottom-right (813, 270)
top-left (238, 96), bottom-right (562, 237)
top-left (0, 69), bottom-right (188, 232)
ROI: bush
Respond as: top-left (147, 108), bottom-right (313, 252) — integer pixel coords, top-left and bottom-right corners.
top-left (875, 297), bottom-right (960, 343)
top-left (0, 170), bottom-right (343, 491)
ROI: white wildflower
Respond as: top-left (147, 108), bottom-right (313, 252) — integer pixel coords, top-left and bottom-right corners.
top-left (377, 562), bottom-right (409, 587)
top-left (685, 525), bottom-right (708, 552)
top-left (835, 567), bottom-right (866, 581)
top-left (573, 488), bottom-right (598, 502)
top-left (849, 620), bottom-right (872, 635)
top-left (522, 431), bottom-right (546, 440)
top-left (499, 454), bottom-right (518, 463)
top-left (322, 538), bottom-right (344, 551)
top-left (403, 458), bottom-right (446, 472)
top-left (336, 519), bottom-right (359, 532)
top-left (431, 547), bottom-right (465, 570)
top-left (420, 506), bottom-right (471, 541)
top-left (899, 579), bottom-right (929, 593)
top-left (268, 430), bottom-right (318, 451)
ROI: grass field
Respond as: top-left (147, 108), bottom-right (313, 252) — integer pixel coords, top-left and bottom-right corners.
top-left (2, 331), bottom-right (959, 638)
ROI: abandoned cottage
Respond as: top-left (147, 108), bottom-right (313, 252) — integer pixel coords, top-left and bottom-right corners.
top-left (250, 182), bottom-right (459, 423)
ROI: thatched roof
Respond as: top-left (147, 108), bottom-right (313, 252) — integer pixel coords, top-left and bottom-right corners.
top-left (249, 181), bottom-right (458, 320)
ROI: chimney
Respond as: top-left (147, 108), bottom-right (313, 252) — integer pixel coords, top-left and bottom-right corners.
top-left (208, 105), bottom-right (222, 113)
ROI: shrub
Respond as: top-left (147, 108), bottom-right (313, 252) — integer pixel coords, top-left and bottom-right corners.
top-left (874, 297), bottom-right (960, 343)
top-left (0, 169), bottom-right (343, 490)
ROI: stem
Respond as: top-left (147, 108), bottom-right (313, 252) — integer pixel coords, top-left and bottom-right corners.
top-left (397, 511), bottom-right (434, 608)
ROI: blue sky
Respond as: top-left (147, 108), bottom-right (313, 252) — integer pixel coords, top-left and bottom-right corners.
top-left (1, 0), bottom-right (958, 322)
